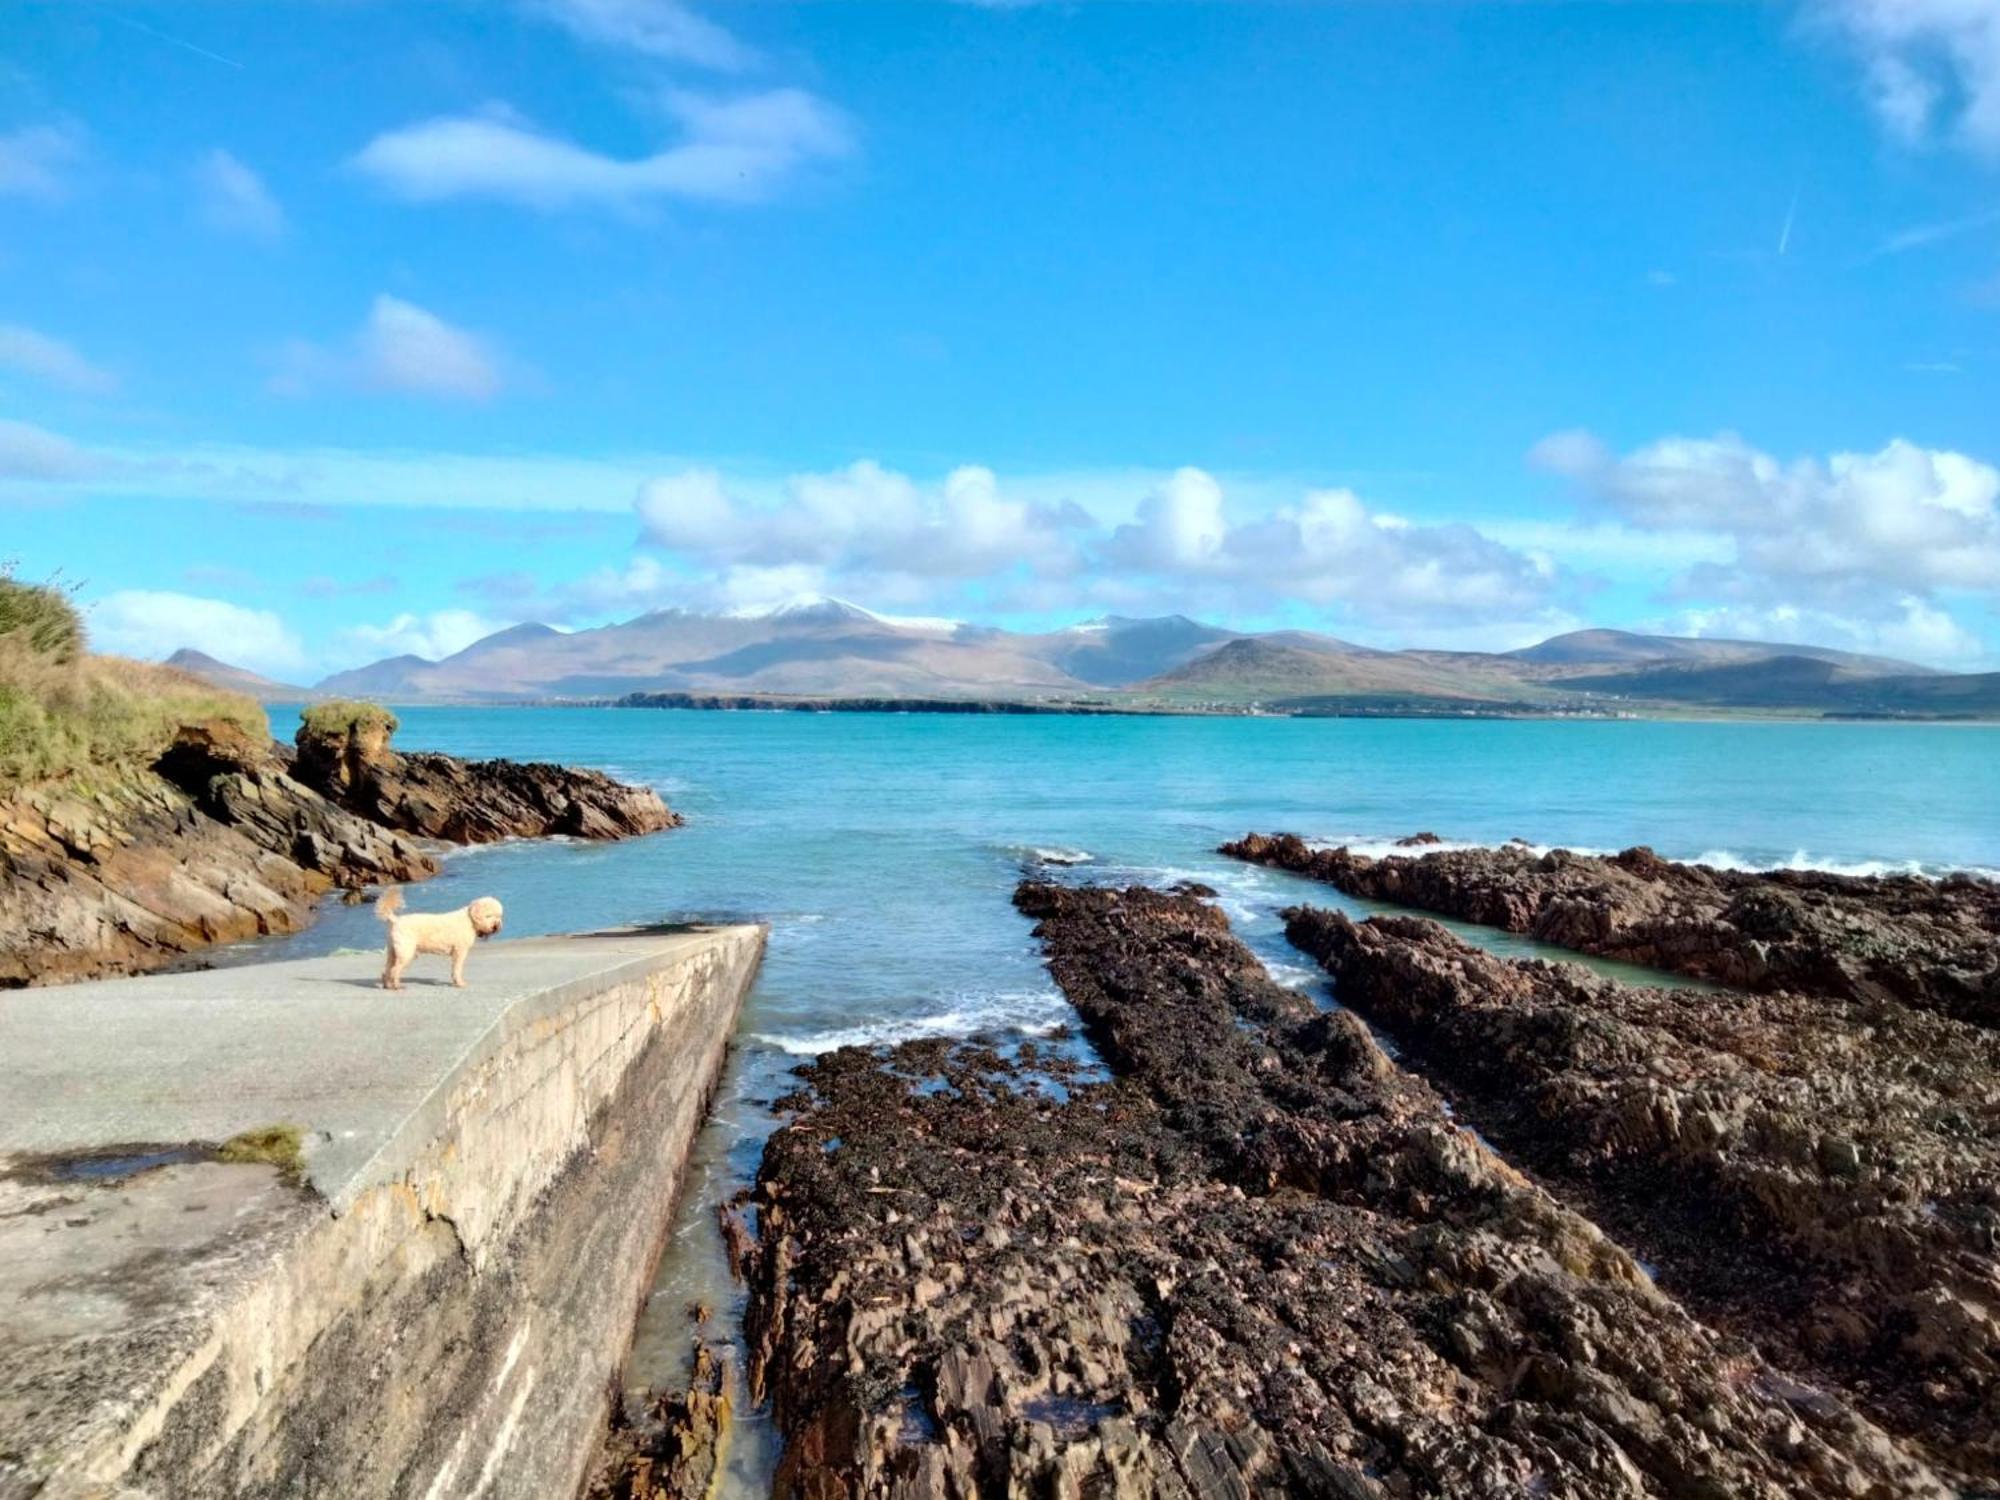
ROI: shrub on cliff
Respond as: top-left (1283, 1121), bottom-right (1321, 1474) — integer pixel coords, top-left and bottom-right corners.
top-left (0, 588), bottom-right (268, 792)
top-left (0, 567), bottom-right (85, 663)
top-left (299, 699), bottom-right (399, 739)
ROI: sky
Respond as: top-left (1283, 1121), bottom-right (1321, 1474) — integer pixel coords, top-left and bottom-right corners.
top-left (3, 0), bottom-right (1999, 680)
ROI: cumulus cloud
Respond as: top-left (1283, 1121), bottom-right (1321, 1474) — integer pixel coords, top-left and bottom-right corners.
top-left (1813, 0), bottom-right (2000, 151)
top-left (194, 149), bottom-right (286, 239)
top-left (626, 458), bottom-right (1560, 628)
top-left (88, 591), bottom-right (307, 677)
top-left (350, 89), bottom-right (852, 210)
top-left (528, 0), bottom-right (755, 70)
top-left (273, 295), bottom-right (505, 401)
top-left (637, 460), bottom-right (1088, 580)
top-left (0, 325), bottom-right (118, 394)
top-left (334, 608), bottom-right (511, 664)
top-left (1102, 470), bottom-right (1558, 623)
top-left (1533, 429), bottom-right (2000, 600)
top-left (1662, 599), bottom-right (1988, 668)
top-left (0, 418), bottom-right (95, 480)
top-left (0, 122), bottom-right (84, 199)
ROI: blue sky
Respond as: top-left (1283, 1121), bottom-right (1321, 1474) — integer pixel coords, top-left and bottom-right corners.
top-left (4, 0), bottom-right (1998, 678)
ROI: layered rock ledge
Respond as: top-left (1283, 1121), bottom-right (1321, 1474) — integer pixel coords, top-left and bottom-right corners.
top-left (0, 710), bottom-right (676, 987)
top-left (293, 705), bottom-right (679, 843)
top-left (736, 880), bottom-right (1949, 1498)
top-left (1284, 906), bottom-right (2000, 1484)
top-left (1222, 832), bottom-right (2000, 1027)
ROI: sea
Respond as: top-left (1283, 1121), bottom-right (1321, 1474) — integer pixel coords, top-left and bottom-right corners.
top-left (240, 707), bottom-right (2000, 1491)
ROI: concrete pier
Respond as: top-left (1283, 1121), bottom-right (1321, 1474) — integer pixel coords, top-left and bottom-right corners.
top-left (0, 923), bottom-right (766, 1500)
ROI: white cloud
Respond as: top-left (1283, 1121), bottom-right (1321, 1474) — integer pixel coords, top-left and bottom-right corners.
top-left (1534, 429), bottom-right (2000, 600)
top-left (1104, 468), bottom-right (1227, 570)
top-left (273, 295), bottom-right (505, 401)
top-left (637, 459), bottom-right (1086, 580)
top-left (1814, 0), bottom-right (2000, 152)
top-left (0, 418), bottom-right (95, 479)
top-left (357, 296), bottom-right (503, 399)
top-left (529, 0), bottom-right (755, 70)
top-left (194, 149), bottom-right (285, 239)
top-left (0, 122), bottom-right (83, 199)
top-left (350, 89), bottom-right (853, 210)
top-left (1102, 470), bottom-right (1557, 623)
top-left (1662, 598), bottom-right (1988, 669)
top-left (0, 325), bottom-right (117, 394)
top-left (88, 591), bottom-right (307, 677)
top-left (630, 459), bottom-right (1557, 627)
top-left (333, 609), bottom-right (511, 665)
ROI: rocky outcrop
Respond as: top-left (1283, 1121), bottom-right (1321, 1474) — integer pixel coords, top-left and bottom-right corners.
top-left (586, 1343), bottom-right (734, 1500)
top-left (294, 715), bottom-right (679, 842)
top-left (0, 723), bottom-right (435, 988)
top-left (2, 713), bottom-right (677, 988)
top-left (738, 881), bottom-right (1951, 1498)
top-left (1222, 832), bottom-right (2000, 1027)
top-left (1283, 905), bottom-right (2000, 1483)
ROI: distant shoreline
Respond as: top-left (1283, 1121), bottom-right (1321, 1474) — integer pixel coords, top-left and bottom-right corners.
top-left (259, 692), bottom-right (1998, 725)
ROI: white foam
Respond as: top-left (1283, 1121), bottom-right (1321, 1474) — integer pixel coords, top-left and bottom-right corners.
top-left (1305, 834), bottom-right (1996, 882)
top-left (753, 988), bottom-right (1071, 1057)
top-left (1689, 849), bottom-right (2000, 881)
top-left (1306, 835), bottom-right (1613, 861)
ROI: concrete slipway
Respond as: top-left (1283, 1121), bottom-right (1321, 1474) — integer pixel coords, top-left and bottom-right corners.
top-left (0, 924), bottom-right (766, 1500)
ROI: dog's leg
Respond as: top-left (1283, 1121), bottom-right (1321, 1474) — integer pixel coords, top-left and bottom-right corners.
top-left (382, 940), bottom-right (399, 990)
top-left (451, 944), bottom-right (467, 988)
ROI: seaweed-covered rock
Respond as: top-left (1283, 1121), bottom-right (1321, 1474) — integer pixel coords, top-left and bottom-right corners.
top-left (1223, 832), bottom-right (2000, 1026)
top-left (739, 881), bottom-right (1951, 1498)
top-left (1284, 904), bottom-right (2000, 1482)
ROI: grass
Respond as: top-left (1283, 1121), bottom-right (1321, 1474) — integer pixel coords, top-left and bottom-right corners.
top-left (216, 1123), bottom-right (307, 1185)
top-left (299, 699), bottom-right (399, 739)
top-left (0, 569), bottom-right (84, 663)
top-left (0, 572), bottom-right (269, 793)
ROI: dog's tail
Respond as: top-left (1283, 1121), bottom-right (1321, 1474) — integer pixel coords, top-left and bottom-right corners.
top-left (374, 887), bottom-right (405, 923)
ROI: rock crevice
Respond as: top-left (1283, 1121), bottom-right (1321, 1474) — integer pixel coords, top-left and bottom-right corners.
top-left (735, 880), bottom-right (1953, 1498)
top-left (1223, 832), bottom-right (2000, 1027)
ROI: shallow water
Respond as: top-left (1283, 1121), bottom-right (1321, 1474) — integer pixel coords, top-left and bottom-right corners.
top-left (237, 708), bottom-right (1999, 1492)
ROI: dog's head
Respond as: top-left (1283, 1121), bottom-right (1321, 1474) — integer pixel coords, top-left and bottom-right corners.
top-left (468, 896), bottom-right (505, 937)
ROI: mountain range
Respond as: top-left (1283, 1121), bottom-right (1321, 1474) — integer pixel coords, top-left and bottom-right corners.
top-left (165, 598), bottom-right (1999, 718)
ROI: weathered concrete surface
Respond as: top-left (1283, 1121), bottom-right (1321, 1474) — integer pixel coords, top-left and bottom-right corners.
top-left (0, 923), bottom-right (765, 1500)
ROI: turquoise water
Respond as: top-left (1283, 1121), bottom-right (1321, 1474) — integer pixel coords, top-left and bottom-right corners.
top-left (258, 709), bottom-right (2000, 1053)
top-left (241, 708), bottom-right (1997, 1489)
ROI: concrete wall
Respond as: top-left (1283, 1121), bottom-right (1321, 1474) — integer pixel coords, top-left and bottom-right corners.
top-left (0, 925), bottom-right (765, 1500)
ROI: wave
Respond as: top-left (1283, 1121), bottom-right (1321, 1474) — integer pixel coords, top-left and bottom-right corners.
top-left (1304, 834), bottom-right (1612, 861)
top-left (1689, 849), bottom-right (2000, 881)
top-left (1307, 834), bottom-right (1996, 882)
top-left (1000, 843), bottom-right (1095, 867)
top-left (752, 987), bottom-right (1072, 1057)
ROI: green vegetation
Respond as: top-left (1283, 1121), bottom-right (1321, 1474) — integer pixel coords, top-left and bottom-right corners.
top-left (0, 567), bottom-right (268, 792)
top-left (299, 698), bottom-right (399, 739)
top-left (0, 567), bottom-right (84, 662)
top-left (216, 1122), bottom-right (307, 1185)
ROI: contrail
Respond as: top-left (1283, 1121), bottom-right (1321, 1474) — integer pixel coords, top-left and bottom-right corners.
top-left (1777, 185), bottom-right (1799, 257)
top-left (100, 8), bottom-right (243, 69)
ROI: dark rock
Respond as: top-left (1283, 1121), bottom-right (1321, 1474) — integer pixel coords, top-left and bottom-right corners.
top-left (294, 718), bottom-right (678, 843)
top-left (1283, 904), bottom-right (2000, 1483)
top-left (738, 881), bottom-right (1951, 1498)
top-left (1221, 832), bottom-right (2000, 1027)
top-left (586, 1342), bottom-right (733, 1500)
top-left (2, 710), bottom-right (673, 987)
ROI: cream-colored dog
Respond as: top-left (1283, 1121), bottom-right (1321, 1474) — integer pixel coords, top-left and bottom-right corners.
top-left (376, 888), bottom-right (504, 990)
